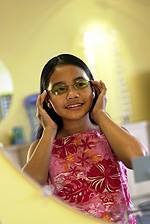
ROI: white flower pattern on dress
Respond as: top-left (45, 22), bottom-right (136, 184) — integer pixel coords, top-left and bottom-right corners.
top-left (49, 130), bottom-right (136, 223)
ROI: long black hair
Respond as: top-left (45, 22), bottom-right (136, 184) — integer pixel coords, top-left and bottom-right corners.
top-left (36, 53), bottom-right (98, 139)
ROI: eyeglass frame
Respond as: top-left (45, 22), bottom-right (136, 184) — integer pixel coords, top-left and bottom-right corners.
top-left (47, 78), bottom-right (91, 96)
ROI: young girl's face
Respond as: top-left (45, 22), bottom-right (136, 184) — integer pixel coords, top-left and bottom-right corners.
top-left (47, 64), bottom-right (93, 122)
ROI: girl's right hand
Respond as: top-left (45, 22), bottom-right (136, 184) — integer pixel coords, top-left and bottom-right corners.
top-left (36, 90), bottom-right (57, 130)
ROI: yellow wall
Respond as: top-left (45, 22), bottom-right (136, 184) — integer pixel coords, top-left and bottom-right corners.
top-left (0, 0), bottom-right (150, 145)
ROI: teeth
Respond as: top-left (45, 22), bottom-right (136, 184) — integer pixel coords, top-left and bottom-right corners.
top-left (67, 104), bottom-right (82, 108)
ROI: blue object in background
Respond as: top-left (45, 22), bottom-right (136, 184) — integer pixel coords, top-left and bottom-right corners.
top-left (136, 214), bottom-right (150, 224)
top-left (12, 126), bottom-right (25, 144)
top-left (0, 94), bottom-right (12, 120)
top-left (132, 156), bottom-right (150, 223)
top-left (132, 156), bottom-right (150, 183)
top-left (24, 93), bottom-right (39, 141)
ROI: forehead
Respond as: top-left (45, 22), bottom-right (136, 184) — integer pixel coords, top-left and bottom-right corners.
top-left (49, 64), bottom-right (89, 84)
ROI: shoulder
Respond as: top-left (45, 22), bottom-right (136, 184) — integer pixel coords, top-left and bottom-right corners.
top-left (26, 139), bottom-right (39, 162)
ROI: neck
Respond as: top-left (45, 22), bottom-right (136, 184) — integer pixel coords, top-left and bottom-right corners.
top-left (57, 116), bottom-right (98, 138)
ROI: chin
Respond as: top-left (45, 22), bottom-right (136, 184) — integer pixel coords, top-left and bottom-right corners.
top-left (63, 111), bottom-right (90, 121)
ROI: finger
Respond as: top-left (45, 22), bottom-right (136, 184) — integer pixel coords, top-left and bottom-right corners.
top-left (36, 94), bottom-right (40, 106)
top-left (91, 80), bottom-right (106, 95)
top-left (36, 91), bottom-right (47, 110)
top-left (36, 104), bottom-right (46, 121)
top-left (99, 81), bottom-right (107, 95)
top-left (40, 90), bottom-right (47, 106)
top-left (36, 95), bottom-right (44, 115)
top-left (100, 80), bottom-right (107, 90)
top-left (90, 80), bottom-right (101, 94)
top-left (36, 107), bottom-right (41, 119)
top-left (91, 80), bottom-right (102, 89)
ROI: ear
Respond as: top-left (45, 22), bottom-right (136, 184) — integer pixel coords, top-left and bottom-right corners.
top-left (91, 87), bottom-right (95, 98)
top-left (47, 101), bottom-right (52, 108)
top-left (92, 90), bottom-right (95, 98)
top-left (44, 90), bottom-right (52, 108)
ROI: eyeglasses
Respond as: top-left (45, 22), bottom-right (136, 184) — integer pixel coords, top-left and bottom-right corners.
top-left (48, 79), bottom-right (90, 96)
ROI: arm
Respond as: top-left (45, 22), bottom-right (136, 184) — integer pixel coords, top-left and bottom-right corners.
top-left (22, 90), bottom-right (57, 185)
top-left (22, 128), bottom-right (56, 185)
top-left (91, 80), bottom-right (146, 169)
top-left (95, 111), bottom-right (146, 168)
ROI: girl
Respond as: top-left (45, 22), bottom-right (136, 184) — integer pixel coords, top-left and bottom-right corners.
top-left (22, 54), bottom-right (146, 223)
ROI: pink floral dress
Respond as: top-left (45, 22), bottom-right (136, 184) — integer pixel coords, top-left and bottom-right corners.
top-left (48, 129), bottom-right (136, 223)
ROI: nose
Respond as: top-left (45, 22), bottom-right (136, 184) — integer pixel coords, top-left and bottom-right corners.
top-left (66, 86), bottom-right (79, 99)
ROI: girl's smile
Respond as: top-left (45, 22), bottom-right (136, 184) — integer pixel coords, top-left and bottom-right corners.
top-left (65, 102), bottom-right (84, 110)
top-left (48, 64), bottom-right (93, 122)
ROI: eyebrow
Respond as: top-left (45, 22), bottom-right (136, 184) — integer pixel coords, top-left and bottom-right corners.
top-left (52, 76), bottom-right (88, 87)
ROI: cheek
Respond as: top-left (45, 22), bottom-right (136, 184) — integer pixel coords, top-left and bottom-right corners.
top-left (50, 98), bottom-right (64, 113)
top-left (84, 90), bottom-right (93, 105)
top-left (88, 95), bottom-right (94, 109)
top-left (78, 90), bottom-right (93, 112)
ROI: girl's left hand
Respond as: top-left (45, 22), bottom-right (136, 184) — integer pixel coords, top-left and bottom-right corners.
top-left (90, 80), bottom-right (107, 123)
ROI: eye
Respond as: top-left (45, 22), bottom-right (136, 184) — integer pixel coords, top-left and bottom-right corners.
top-left (75, 79), bottom-right (89, 89)
top-left (51, 84), bottom-right (68, 95)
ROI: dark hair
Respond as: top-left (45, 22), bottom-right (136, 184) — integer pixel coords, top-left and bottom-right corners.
top-left (36, 53), bottom-right (98, 139)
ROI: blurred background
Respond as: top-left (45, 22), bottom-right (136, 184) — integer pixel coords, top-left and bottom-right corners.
top-left (0, 0), bottom-right (150, 221)
top-left (0, 0), bottom-right (150, 144)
